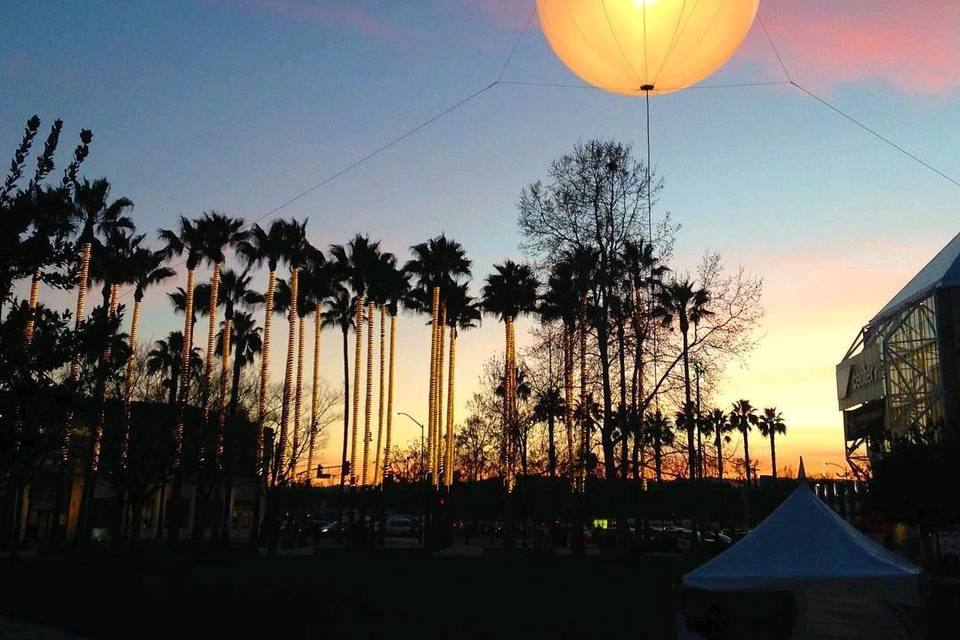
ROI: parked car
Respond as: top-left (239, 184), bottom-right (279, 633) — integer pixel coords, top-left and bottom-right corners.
top-left (385, 516), bottom-right (416, 537)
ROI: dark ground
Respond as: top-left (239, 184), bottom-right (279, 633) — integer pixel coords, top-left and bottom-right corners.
top-left (0, 549), bottom-right (690, 639)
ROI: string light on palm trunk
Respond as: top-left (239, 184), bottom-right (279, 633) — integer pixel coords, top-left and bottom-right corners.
top-left (350, 295), bottom-right (364, 486)
top-left (217, 316), bottom-right (232, 468)
top-left (256, 269), bottom-right (276, 477)
top-left (362, 300), bottom-right (375, 485)
top-left (374, 305), bottom-right (386, 486)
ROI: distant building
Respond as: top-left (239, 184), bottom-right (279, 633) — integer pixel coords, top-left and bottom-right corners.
top-left (837, 233), bottom-right (960, 477)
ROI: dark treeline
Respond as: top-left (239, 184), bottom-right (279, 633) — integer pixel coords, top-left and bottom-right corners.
top-left (3, 114), bottom-right (794, 555)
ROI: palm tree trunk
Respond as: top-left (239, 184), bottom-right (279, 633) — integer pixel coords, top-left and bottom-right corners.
top-left (373, 305), bottom-right (386, 486)
top-left (505, 315), bottom-right (516, 491)
top-left (350, 295), bottom-right (364, 486)
top-left (76, 283), bottom-right (120, 544)
top-left (563, 324), bottom-right (574, 484)
top-left (770, 432), bottom-right (777, 479)
top-left (217, 317), bottom-right (232, 468)
top-left (578, 297), bottom-right (588, 491)
top-left (383, 313), bottom-right (396, 480)
top-left (217, 315), bottom-right (232, 543)
top-left (111, 291), bottom-right (144, 546)
top-left (654, 437), bottom-right (663, 483)
top-left (23, 267), bottom-right (41, 346)
top-left (361, 300), bottom-right (375, 485)
top-left (202, 263), bottom-right (222, 427)
top-left (743, 428), bottom-right (751, 486)
top-left (434, 304), bottom-right (446, 488)
top-left (337, 326), bottom-right (350, 538)
top-left (631, 287), bottom-right (644, 480)
top-left (121, 295), bottom-right (143, 471)
top-left (681, 329), bottom-right (695, 480)
top-left (289, 315), bottom-right (305, 481)
top-left (716, 433), bottom-right (724, 480)
top-left (169, 266), bottom-right (196, 544)
top-left (444, 326), bottom-right (457, 488)
top-left (275, 267), bottom-right (298, 486)
top-left (54, 243), bottom-right (91, 541)
top-left (503, 315), bottom-right (517, 551)
top-left (251, 268), bottom-right (275, 546)
top-left (70, 241), bottom-right (93, 380)
top-left (196, 264), bottom-right (221, 539)
top-left (176, 268), bottom-right (197, 464)
top-left (307, 303), bottom-right (321, 487)
top-left (427, 286), bottom-right (440, 484)
top-left (228, 338), bottom-right (243, 421)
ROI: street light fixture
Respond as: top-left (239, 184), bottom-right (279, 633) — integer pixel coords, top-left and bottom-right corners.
top-left (396, 412), bottom-right (425, 482)
top-left (396, 411), bottom-right (428, 546)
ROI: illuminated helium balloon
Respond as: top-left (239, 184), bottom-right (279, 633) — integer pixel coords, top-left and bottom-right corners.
top-left (536, 0), bottom-right (759, 96)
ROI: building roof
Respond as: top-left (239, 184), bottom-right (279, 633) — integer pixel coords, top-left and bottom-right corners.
top-left (873, 231), bottom-right (960, 323)
top-left (682, 470), bottom-right (920, 603)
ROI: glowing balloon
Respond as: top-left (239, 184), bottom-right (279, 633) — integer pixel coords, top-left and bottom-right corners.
top-left (537, 0), bottom-right (759, 96)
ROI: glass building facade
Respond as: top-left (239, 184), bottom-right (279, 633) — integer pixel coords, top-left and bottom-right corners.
top-left (837, 234), bottom-right (960, 478)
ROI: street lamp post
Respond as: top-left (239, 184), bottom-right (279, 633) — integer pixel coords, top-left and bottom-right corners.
top-left (396, 412), bottom-right (425, 482)
top-left (396, 411), bottom-right (427, 546)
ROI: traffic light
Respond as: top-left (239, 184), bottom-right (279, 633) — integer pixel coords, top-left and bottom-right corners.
top-left (342, 460), bottom-right (351, 476)
top-left (316, 464), bottom-right (323, 478)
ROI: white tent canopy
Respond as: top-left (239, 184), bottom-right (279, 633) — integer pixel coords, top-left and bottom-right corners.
top-left (683, 467), bottom-right (921, 605)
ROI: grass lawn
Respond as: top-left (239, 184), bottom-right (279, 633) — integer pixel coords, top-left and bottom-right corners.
top-left (0, 549), bottom-right (692, 639)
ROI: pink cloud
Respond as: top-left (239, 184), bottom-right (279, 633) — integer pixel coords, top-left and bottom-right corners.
top-left (756, 0), bottom-right (960, 95)
top-left (212, 0), bottom-right (408, 41)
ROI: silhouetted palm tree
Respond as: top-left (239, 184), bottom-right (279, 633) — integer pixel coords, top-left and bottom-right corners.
top-left (757, 407), bottom-right (787, 479)
top-left (237, 219), bottom-right (287, 503)
top-left (534, 387), bottom-right (566, 483)
top-left (300, 248), bottom-right (331, 486)
top-left (405, 235), bottom-right (471, 486)
top-left (194, 212), bottom-right (246, 428)
top-left (481, 260), bottom-right (539, 491)
top-left (21, 186), bottom-right (76, 346)
top-left (275, 219), bottom-right (309, 486)
top-left (539, 264), bottom-right (575, 479)
top-left (730, 399), bottom-right (759, 485)
top-left (158, 216), bottom-right (205, 446)
top-left (442, 282), bottom-right (480, 487)
top-left (122, 247), bottom-right (174, 466)
top-left (379, 263), bottom-right (409, 481)
top-left (71, 178), bottom-right (133, 377)
top-left (272, 278), bottom-right (305, 484)
top-left (158, 214), bottom-right (208, 543)
top-left (75, 226), bottom-right (141, 543)
top-left (147, 331), bottom-right (201, 407)
top-left (330, 234), bottom-right (381, 485)
top-left (321, 283), bottom-right (354, 514)
top-left (213, 268), bottom-right (260, 465)
top-left (367, 251), bottom-right (402, 485)
top-left (644, 410), bottom-right (675, 483)
top-left (654, 279), bottom-right (713, 480)
top-left (567, 247), bottom-right (598, 492)
top-left (620, 238), bottom-right (668, 479)
top-left (704, 408), bottom-right (732, 480)
top-left (217, 311), bottom-right (261, 421)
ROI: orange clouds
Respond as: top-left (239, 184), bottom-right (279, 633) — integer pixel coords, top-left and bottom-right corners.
top-left (756, 0), bottom-right (960, 94)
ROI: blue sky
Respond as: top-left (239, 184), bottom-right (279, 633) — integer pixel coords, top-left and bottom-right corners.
top-left (4, 0), bottom-right (960, 474)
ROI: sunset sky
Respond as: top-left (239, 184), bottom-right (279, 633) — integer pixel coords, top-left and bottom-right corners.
top-left (4, 0), bottom-right (960, 478)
